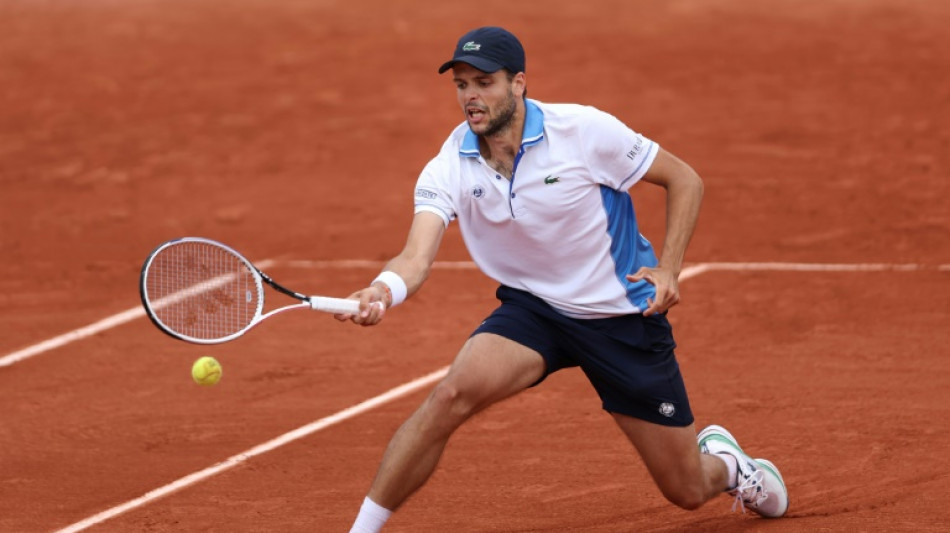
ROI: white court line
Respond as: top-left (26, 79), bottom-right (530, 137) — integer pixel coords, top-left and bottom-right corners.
top-left (285, 259), bottom-right (480, 270)
top-left (686, 261), bottom-right (923, 275)
top-left (0, 307), bottom-right (146, 368)
top-left (0, 260), bottom-right (938, 368)
top-left (53, 367), bottom-right (449, 533)
top-left (286, 260), bottom-right (942, 273)
top-left (19, 259), bottom-right (942, 531)
top-left (0, 260), bottom-right (274, 368)
top-left (284, 259), bottom-right (386, 269)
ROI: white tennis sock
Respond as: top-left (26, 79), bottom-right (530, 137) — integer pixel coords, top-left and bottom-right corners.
top-left (350, 497), bottom-right (392, 533)
top-left (711, 452), bottom-right (739, 490)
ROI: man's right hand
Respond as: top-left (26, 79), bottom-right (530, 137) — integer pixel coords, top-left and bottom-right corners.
top-left (335, 285), bottom-right (388, 326)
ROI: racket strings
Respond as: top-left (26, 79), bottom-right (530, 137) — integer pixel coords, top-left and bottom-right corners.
top-left (145, 241), bottom-right (261, 340)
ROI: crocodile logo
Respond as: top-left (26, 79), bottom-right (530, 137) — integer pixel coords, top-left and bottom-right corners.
top-left (543, 175), bottom-right (560, 185)
top-left (462, 41), bottom-right (481, 52)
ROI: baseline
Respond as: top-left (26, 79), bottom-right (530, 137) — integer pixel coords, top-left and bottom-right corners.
top-left (0, 260), bottom-right (936, 368)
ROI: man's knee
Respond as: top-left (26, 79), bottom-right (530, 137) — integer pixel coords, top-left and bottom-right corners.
top-left (660, 483), bottom-right (708, 511)
top-left (426, 380), bottom-right (476, 422)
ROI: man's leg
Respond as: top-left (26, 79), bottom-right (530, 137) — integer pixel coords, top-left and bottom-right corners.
top-left (351, 333), bottom-right (546, 532)
top-left (611, 414), bottom-right (728, 510)
top-left (612, 415), bottom-right (789, 517)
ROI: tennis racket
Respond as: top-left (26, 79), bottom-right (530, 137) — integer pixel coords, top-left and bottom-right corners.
top-left (139, 237), bottom-right (360, 344)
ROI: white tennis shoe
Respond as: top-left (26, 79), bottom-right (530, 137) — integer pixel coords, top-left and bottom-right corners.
top-left (697, 425), bottom-right (789, 518)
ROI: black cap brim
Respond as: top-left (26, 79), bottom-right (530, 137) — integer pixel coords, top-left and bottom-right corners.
top-left (438, 55), bottom-right (505, 74)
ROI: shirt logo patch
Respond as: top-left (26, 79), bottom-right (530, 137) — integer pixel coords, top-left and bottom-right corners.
top-left (462, 41), bottom-right (481, 52)
top-left (543, 175), bottom-right (560, 185)
top-left (472, 186), bottom-right (485, 198)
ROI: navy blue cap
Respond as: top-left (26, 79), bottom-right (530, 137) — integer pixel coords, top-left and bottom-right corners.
top-left (438, 27), bottom-right (525, 74)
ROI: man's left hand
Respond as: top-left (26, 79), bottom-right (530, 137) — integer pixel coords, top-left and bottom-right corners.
top-left (626, 266), bottom-right (680, 316)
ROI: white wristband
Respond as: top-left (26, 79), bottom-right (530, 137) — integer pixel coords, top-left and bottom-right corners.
top-left (372, 271), bottom-right (408, 307)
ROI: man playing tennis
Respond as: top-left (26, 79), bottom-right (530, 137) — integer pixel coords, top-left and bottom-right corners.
top-left (340, 26), bottom-right (788, 532)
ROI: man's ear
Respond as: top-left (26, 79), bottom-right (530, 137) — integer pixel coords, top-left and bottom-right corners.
top-left (512, 72), bottom-right (527, 97)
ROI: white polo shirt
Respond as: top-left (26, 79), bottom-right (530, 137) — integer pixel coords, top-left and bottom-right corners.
top-left (415, 99), bottom-right (660, 319)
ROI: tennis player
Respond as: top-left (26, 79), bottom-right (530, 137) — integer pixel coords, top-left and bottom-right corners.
top-left (339, 26), bottom-right (788, 532)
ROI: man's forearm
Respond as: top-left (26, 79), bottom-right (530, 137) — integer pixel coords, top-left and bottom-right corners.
top-left (658, 169), bottom-right (704, 274)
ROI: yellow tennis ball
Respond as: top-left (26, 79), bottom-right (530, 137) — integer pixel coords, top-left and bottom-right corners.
top-left (191, 356), bottom-right (222, 386)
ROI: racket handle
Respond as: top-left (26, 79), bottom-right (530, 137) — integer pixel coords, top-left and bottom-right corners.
top-left (309, 296), bottom-right (361, 315)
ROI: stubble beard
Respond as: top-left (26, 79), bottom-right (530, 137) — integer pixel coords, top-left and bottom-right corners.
top-left (476, 90), bottom-right (517, 138)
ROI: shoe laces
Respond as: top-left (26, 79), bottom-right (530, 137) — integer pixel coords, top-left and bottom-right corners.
top-left (730, 468), bottom-right (766, 514)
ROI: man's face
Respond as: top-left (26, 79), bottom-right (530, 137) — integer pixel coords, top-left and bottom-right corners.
top-left (452, 63), bottom-right (524, 137)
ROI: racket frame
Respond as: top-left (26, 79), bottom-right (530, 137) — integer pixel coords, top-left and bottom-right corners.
top-left (139, 237), bottom-right (358, 344)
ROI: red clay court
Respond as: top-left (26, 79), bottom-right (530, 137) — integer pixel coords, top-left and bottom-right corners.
top-left (1, 0), bottom-right (948, 531)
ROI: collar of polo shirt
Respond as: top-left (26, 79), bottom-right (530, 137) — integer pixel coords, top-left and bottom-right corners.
top-left (459, 99), bottom-right (546, 158)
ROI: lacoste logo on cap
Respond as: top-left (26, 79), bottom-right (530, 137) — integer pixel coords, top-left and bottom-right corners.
top-left (462, 41), bottom-right (481, 52)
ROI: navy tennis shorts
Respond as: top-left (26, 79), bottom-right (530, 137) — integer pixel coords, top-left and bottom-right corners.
top-left (472, 285), bottom-right (694, 427)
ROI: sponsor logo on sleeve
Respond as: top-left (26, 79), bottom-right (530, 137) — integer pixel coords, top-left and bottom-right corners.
top-left (415, 188), bottom-right (438, 200)
top-left (625, 136), bottom-right (646, 161)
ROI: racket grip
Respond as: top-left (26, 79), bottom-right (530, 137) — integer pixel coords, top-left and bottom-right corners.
top-left (309, 296), bottom-right (361, 315)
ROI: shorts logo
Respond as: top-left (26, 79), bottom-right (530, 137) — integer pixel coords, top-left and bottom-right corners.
top-left (415, 188), bottom-right (438, 200)
top-left (659, 402), bottom-right (676, 418)
top-left (472, 186), bottom-right (484, 198)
